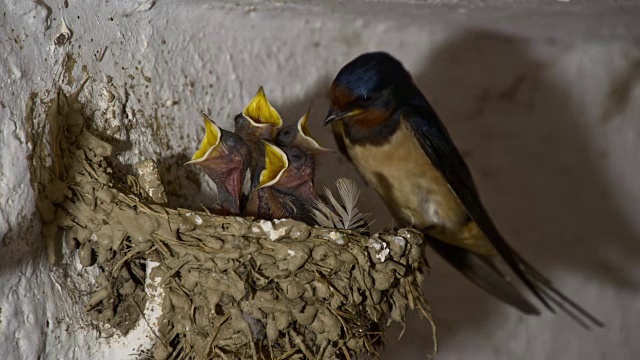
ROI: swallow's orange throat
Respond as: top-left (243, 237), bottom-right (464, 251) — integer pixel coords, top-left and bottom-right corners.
top-left (330, 83), bottom-right (393, 124)
top-left (341, 108), bottom-right (401, 146)
top-left (349, 108), bottom-right (391, 129)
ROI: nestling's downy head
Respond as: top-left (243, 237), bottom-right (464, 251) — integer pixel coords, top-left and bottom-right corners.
top-left (276, 109), bottom-right (331, 153)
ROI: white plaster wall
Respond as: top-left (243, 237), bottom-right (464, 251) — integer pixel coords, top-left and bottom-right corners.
top-left (1, 0), bottom-right (640, 359)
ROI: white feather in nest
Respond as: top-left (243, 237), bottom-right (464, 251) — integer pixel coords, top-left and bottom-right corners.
top-left (312, 178), bottom-right (372, 230)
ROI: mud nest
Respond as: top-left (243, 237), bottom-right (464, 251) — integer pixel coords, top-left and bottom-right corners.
top-left (33, 88), bottom-right (434, 359)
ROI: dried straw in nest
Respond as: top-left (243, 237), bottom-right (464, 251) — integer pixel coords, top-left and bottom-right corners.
top-left (32, 88), bottom-right (435, 359)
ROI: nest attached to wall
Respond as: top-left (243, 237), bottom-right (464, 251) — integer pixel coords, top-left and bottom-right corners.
top-left (32, 87), bottom-right (434, 359)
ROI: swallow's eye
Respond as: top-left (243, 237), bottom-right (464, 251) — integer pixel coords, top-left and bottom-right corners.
top-left (356, 95), bottom-right (374, 106)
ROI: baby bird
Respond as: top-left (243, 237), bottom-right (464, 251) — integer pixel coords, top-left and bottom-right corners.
top-left (186, 114), bottom-right (251, 215)
top-left (275, 108), bottom-right (332, 154)
top-left (269, 145), bottom-right (322, 224)
top-left (234, 86), bottom-right (284, 190)
top-left (243, 141), bottom-right (321, 223)
top-left (243, 141), bottom-right (293, 220)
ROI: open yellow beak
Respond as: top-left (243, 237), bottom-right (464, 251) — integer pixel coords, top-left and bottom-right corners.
top-left (185, 113), bottom-right (222, 164)
top-left (297, 108), bottom-right (332, 152)
top-left (258, 141), bottom-right (288, 188)
top-left (241, 86), bottom-right (283, 128)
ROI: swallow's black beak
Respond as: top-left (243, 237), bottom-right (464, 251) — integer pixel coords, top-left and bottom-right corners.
top-left (323, 108), bottom-right (361, 125)
top-left (323, 108), bottom-right (340, 125)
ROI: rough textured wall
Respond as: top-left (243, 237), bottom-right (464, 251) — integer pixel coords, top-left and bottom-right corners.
top-left (1, 0), bottom-right (640, 359)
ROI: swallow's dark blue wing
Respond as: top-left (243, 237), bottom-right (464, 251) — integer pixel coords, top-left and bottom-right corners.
top-left (402, 104), bottom-right (603, 328)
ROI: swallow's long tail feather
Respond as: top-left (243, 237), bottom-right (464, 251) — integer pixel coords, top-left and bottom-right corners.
top-left (514, 253), bottom-right (605, 329)
top-left (426, 237), bottom-right (540, 315)
top-left (428, 231), bottom-right (604, 328)
top-left (460, 201), bottom-right (604, 328)
top-left (488, 230), bottom-right (604, 328)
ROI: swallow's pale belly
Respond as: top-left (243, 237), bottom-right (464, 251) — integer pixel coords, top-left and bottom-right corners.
top-left (343, 121), bottom-right (495, 254)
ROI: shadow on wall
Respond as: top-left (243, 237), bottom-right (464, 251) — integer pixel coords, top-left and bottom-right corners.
top-left (255, 30), bottom-right (640, 354)
top-left (378, 30), bottom-right (640, 354)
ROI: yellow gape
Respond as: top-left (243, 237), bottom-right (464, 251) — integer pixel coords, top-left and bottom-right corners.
top-left (297, 108), bottom-right (331, 151)
top-left (242, 86), bottom-right (283, 128)
top-left (258, 141), bottom-right (288, 188)
top-left (186, 114), bottom-right (221, 164)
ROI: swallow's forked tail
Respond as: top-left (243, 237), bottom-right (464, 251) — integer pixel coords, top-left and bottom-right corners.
top-left (515, 253), bottom-right (605, 329)
top-left (426, 235), bottom-right (604, 329)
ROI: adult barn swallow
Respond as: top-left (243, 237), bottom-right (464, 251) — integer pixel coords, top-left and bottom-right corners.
top-left (275, 108), bottom-right (332, 154)
top-left (187, 114), bottom-right (251, 215)
top-left (324, 52), bottom-right (603, 328)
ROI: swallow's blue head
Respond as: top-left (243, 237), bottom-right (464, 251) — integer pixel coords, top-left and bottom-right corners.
top-left (325, 52), bottom-right (416, 128)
